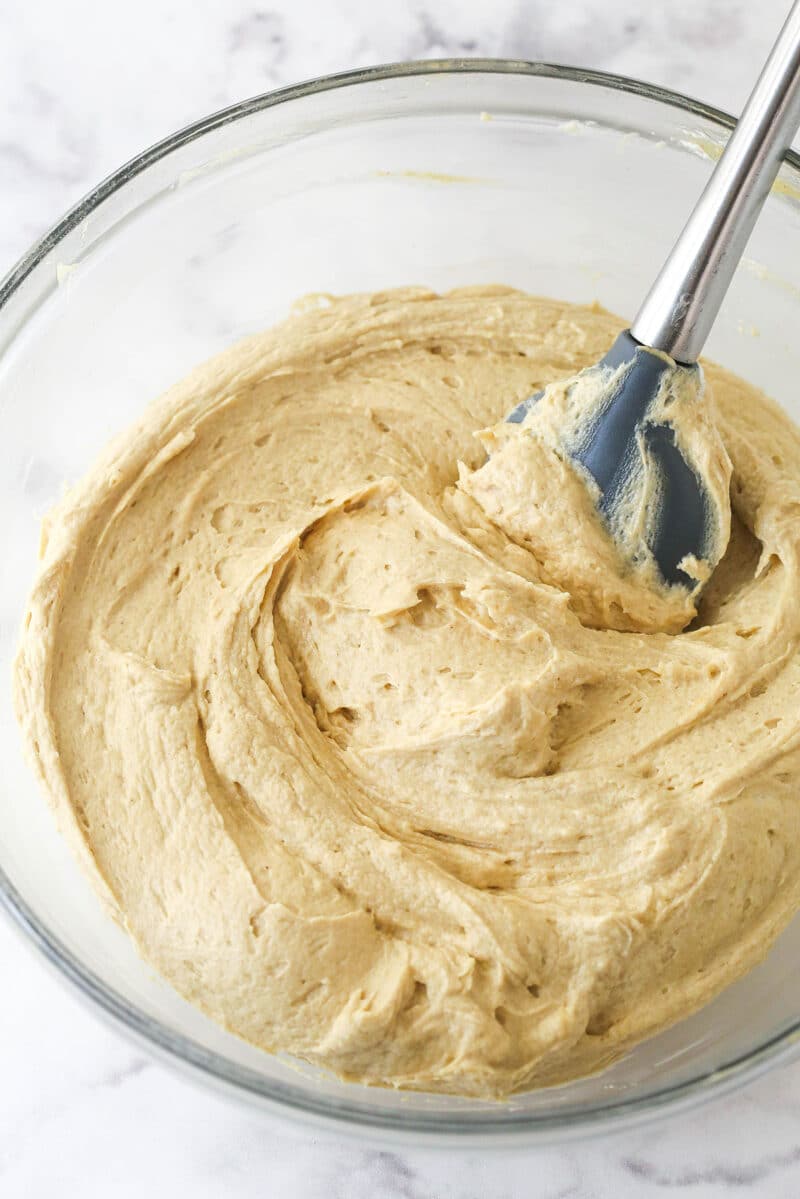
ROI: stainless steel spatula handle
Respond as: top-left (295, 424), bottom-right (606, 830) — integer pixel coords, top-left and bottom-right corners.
top-left (631, 0), bottom-right (800, 364)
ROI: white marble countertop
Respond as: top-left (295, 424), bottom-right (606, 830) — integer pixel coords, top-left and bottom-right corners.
top-left (4, 1), bottom-right (800, 1194)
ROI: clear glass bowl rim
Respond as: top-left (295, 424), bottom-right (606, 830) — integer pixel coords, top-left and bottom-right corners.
top-left (3, 57), bottom-right (800, 1145)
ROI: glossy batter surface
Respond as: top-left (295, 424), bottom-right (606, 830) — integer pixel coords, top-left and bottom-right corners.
top-left (14, 288), bottom-right (800, 1096)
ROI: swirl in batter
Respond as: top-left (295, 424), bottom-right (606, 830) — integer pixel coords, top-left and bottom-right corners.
top-left (14, 287), bottom-right (800, 1096)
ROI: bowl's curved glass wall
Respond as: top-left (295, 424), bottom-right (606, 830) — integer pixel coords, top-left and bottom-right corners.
top-left (2, 64), bottom-right (800, 1141)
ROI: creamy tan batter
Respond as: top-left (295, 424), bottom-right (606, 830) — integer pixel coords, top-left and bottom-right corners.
top-left (14, 287), bottom-right (800, 1097)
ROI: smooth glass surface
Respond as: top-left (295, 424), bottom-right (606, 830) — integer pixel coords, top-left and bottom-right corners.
top-left (3, 62), bottom-right (800, 1144)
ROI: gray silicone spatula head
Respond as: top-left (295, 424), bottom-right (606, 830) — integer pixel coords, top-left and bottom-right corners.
top-left (508, 333), bottom-right (712, 586)
top-left (508, 0), bottom-right (800, 594)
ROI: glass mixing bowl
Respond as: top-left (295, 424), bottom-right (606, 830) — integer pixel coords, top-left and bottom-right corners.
top-left (3, 61), bottom-right (800, 1146)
